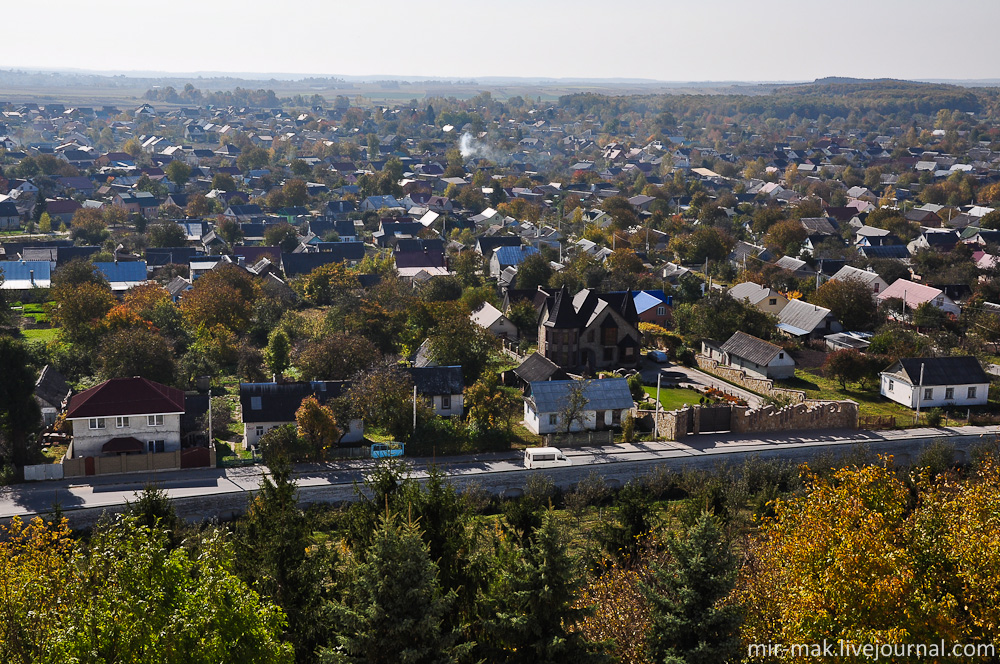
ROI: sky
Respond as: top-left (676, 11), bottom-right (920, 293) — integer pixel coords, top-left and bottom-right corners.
top-left (6, 0), bottom-right (1000, 82)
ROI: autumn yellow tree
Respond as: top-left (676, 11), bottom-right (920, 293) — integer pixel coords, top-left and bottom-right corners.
top-left (181, 263), bottom-right (260, 333)
top-left (295, 395), bottom-right (341, 460)
top-left (736, 457), bottom-right (1000, 661)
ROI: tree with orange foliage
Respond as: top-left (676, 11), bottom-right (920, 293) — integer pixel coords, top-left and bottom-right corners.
top-left (295, 395), bottom-right (341, 460)
top-left (180, 263), bottom-right (259, 334)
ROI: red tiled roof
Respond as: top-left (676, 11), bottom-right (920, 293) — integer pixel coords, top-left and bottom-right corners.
top-left (66, 377), bottom-right (185, 419)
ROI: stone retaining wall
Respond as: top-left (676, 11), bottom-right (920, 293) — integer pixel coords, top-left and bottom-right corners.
top-left (635, 399), bottom-right (858, 441)
top-left (696, 354), bottom-right (807, 402)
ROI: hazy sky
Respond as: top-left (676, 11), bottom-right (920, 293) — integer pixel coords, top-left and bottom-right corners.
top-left (7, 0), bottom-right (1000, 82)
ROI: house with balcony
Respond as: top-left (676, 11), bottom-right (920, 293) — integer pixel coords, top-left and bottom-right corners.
top-left (64, 377), bottom-right (185, 458)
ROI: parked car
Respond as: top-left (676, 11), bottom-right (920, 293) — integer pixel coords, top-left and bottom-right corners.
top-left (524, 446), bottom-right (572, 469)
top-left (647, 350), bottom-right (669, 363)
top-left (371, 442), bottom-right (404, 458)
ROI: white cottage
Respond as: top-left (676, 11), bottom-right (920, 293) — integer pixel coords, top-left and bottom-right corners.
top-left (523, 378), bottom-right (634, 435)
top-left (880, 357), bottom-right (991, 409)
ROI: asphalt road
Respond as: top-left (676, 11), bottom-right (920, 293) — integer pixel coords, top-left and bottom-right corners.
top-left (2, 425), bottom-right (996, 520)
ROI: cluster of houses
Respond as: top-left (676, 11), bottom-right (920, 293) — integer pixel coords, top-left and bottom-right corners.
top-left (7, 95), bottom-right (1000, 478)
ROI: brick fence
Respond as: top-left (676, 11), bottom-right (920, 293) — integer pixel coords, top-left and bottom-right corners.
top-left (696, 354), bottom-right (806, 403)
top-left (635, 399), bottom-right (858, 441)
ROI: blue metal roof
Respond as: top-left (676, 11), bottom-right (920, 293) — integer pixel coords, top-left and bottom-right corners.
top-left (494, 244), bottom-right (539, 266)
top-left (0, 260), bottom-right (51, 287)
top-left (94, 261), bottom-right (148, 284)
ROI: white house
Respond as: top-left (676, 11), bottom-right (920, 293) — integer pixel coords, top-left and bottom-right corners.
top-left (829, 265), bottom-right (888, 296)
top-left (65, 377), bottom-right (185, 458)
top-left (718, 331), bottom-right (796, 380)
top-left (880, 357), bottom-right (991, 409)
top-left (471, 302), bottom-right (519, 341)
top-left (406, 366), bottom-right (465, 417)
top-left (239, 381), bottom-right (364, 448)
top-left (523, 378), bottom-right (634, 435)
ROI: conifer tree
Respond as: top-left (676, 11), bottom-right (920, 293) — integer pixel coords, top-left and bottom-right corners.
top-left (321, 514), bottom-right (460, 664)
top-left (481, 511), bottom-right (606, 664)
top-left (642, 514), bottom-right (742, 664)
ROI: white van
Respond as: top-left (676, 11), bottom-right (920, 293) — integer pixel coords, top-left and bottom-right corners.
top-left (524, 446), bottom-right (572, 469)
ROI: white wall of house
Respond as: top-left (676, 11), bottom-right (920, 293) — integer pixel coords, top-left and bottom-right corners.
top-left (523, 404), bottom-right (625, 435)
top-left (880, 375), bottom-right (989, 409)
top-left (487, 317), bottom-right (519, 341)
top-left (69, 413), bottom-right (182, 457)
top-left (243, 418), bottom-right (365, 447)
top-left (430, 394), bottom-right (464, 417)
top-left (726, 352), bottom-right (796, 380)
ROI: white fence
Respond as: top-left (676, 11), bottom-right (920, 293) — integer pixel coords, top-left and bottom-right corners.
top-left (24, 463), bottom-right (64, 481)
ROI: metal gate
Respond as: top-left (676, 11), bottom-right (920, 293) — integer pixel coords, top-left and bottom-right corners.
top-left (689, 405), bottom-right (732, 434)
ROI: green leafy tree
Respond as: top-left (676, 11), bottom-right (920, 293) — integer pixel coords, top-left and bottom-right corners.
top-left (812, 276), bottom-right (879, 331)
top-left (347, 363), bottom-right (415, 441)
top-left (673, 291), bottom-right (776, 343)
top-left (516, 252), bottom-right (553, 291)
top-left (264, 222), bottom-right (300, 252)
top-left (264, 328), bottom-right (292, 378)
top-left (97, 327), bottom-right (177, 385)
top-left (0, 337), bottom-right (42, 473)
top-left (641, 514), bottom-right (742, 664)
top-left (212, 172), bottom-right (238, 192)
top-left (47, 515), bottom-right (293, 664)
top-left (426, 309), bottom-right (498, 385)
top-left (295, 332), bottom-right (381, 382)
top-left (148, 221), bottom-right (188, 247)
top-left (320, 513), bottom-right (460, 664)
top-left (165, 160), bottom-right (191, 188)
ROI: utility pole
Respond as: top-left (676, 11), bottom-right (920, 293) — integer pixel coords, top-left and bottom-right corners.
top-left (653, 373), bottom-right (662, 441)
top-left (207, 391), bottom-right (213, 446)
top-left (916, 362), bottom-right (925, 424)
top-left (413, 385), bottom-right (418, 431)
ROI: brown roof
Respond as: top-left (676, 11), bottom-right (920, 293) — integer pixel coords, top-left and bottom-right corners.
top-left (66, 377), bottom-right (185, 419)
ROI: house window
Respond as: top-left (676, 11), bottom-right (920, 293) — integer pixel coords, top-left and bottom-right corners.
top-left (924, 388), bottom-right (933, 401)
top-left (778, 352), bottom-right (784, 359)
top-left (603, 347), bottom-right (614, 362)
top-left (624, 347), bottom-right (634, 359)
top-left (115, 416), bottom-right (129, 428)
top-left (255, 426), bottom-right (264, 437)
top-left (441, 394), bottom-right (452, 411)
top-left (945, 388), bottom-right (954, 400)
top-left (148, 414), bottom-right (164, 427)
top-left (148, 440), bottom-right (165, 453)
top-left (888, 380), bottom-right (894, 392)
top-left (548, 414), bottom-right (558, 426)
top-left (612, 409), bottom-right (622, 425)
top-left (602, 326), bottom-right (617, 346)
top-left (769, 298), bottom-right (777, 306)
top-left (251, 396), bottom-right (262, 410)
top-left (656, 306), bottom-right (666, 315)
top-left (968, 386), bottom-right (977, 399)
top-left (89, 418), bottom-right (106, 430)
top-left (873, 283), bottom-right (880, 292)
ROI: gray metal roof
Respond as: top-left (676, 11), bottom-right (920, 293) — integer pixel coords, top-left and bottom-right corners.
top-left (528, 378), bottom-right (633, 414)
top-left (720, 331), bottom-right (783, 366)
top-left (777, 298), bottom-right (835, 334)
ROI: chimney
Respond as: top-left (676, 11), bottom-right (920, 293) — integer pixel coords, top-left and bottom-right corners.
top-left (29, 269), bottom-right (34, 286)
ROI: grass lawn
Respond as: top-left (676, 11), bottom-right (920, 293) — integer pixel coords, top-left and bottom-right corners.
top-left (642, 385), bottom-right (704, 411)
top-left (779, 369), bottom-right (916, 422)
top-left (22, 328), bottom-right (58, 343)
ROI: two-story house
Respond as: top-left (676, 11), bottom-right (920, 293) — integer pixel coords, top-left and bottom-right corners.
top-left (65, 377), bottom-right (185, 458)
top-left (536, 286), bottom-right (642, 373)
